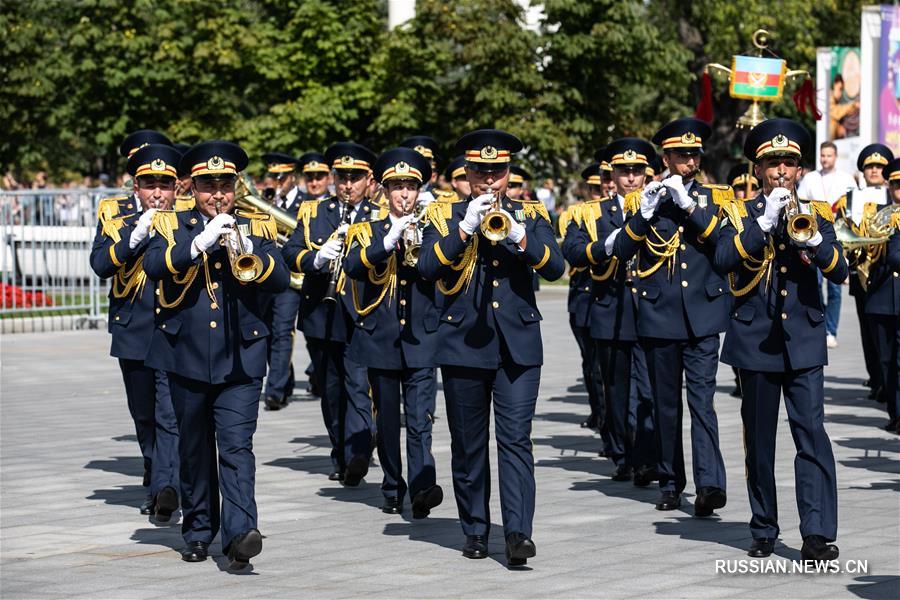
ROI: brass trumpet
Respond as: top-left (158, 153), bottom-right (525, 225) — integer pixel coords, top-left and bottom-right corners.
top-left (215, 199), bottom-right (264, 282)
top-left (779, 175), bottom-right (818, 243)
top-left (480, 184), bottom-right (511, 241)
top-left (402, 198), bottom-right (426, 267)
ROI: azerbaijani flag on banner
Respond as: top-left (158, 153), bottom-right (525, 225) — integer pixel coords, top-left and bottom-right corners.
top-left (730, 55), bottom-right (786, 101)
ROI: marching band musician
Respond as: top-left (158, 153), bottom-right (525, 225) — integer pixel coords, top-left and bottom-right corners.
top-left (418, 129), bottom-right (565, 567)
top-left (714, 118), bottom-right (847, 560)
top-left (90, 139), bottom-right (181, 522)
top-left (344, 147), bottom-right (444, 518)
top-left (143, 141), bottom-right (290, 567)
top-left (282, 142), bottom-right (379, 485)
top-left (297, 152), bottom-right (332, 203)
top-left (401, 135), bottom-right (441, 200)
top-left (444, 156), bottom-right (470, 201)
top-left (612, 118), bottom-right (730, 515)
top-left (864, 158), bottom-right (900, 434)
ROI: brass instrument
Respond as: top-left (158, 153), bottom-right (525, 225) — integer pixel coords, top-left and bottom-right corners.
top-left (837, 203), bottom-right (899, 290)
top-left (235, 174), bottom-right (303, 289)
top-left (779, 174), bottom-right (817, 243)
top-left (215, 199), bottom-right (264, 283)
top-left (480, 184), bottom-right (511, 241)
top-left (402, 198), bottom-right (426, 267)
top-left (324, 189), bottom-right (353, 303)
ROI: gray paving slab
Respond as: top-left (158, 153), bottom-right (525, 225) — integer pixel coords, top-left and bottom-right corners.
top-left (1, 285), bottom-right (899, 599)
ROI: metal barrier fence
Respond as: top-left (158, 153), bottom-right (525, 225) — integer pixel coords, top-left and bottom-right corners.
top-left (1, 189), bottom-right (121, 332)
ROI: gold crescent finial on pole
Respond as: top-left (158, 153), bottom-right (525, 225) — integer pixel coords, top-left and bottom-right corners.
top-left (752, 29), bottom-right (770, 50)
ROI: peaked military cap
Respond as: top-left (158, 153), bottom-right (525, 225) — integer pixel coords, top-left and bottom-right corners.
top-left (652, 117), bottom-right (710, 154)
top-left (119, 130), bottom-right (172, 158)
top-left (172, 142), bottom-right (191, 155)
top-left (262, 152), bottom-right (298, 174)
top-left (593, 146), bottom-right (613, 172)
top-left (581, 163), bottom-right (602, 185)
top-left (325, 142), bottom-right (376, 172)
top-left (454, 129), bottom-right (523, 171)
top-left (857, 143), bottom-right (894, 172)
top-left (646, 153), bottom-right (664, 177)
top-left (727, 163), bottom-right (758, 189)
top-left (373, 147), bottom-right (432, 185)
top-left (126, 143), bottom-right (183, 179)
top-left (743, 118), bottom-right (811, 162)
top-left (400, 136), bottom-right (441, 162)
top-left (605, 137), bottom-right (655, 167)
top-left (297, 152), bottom-right (329, 174)
top-left (444, 155), bottom-right (467, 181)
top-left (179, 141), bottom-right (249, 179)
top-left (884, 158), bottom-right (900, 183)
top-left (509, 165), bottom-right (532, 186)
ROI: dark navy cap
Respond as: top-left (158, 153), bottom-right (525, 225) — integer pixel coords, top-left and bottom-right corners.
top-left (454, 129), bottom-right (523, 171)
top-left (884, 158), bottom-right (900, 183)
top-left (179, 141), bottom-right (249, 179)
top-left (262, 152), bottom-right (298, 174)
top-left (646, 153), bottom-right (664, 177)
top-left (726, 163), bottom-right (758, 188)
top-left (743, 118), bottom-right (811, 162)
top-left (605, 137), bottom-right (656, 167)
top-left (857, 143), bottom-right (894, 172)
top-left (400, 136), bottom-right (441, 162)
top-left (297, 152), bottom-right (329, 174)
top-left (126, 144), bottom-right (183, 179)
top-left (119, 130), bottom-right (172, 158)
top-left (172, 142), bottom-right (191, 155)
top-left (652, 117), bottom-right (710, 154)
top-left (444, 156), bottom-right (467, 181)
top-left (373, 147), bottom-right (432, 185)
top-left (581, 163), bottom-right (602, 185)
top-left (509, 165), bottom-right (532, 186)
top-left (325, 142), bottom-right (377, 172)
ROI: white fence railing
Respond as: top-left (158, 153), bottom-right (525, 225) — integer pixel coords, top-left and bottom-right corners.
top-left (1, 189), bottom-right (120, 330)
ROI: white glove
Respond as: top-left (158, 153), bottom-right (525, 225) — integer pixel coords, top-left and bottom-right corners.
top-left (191, 213), bottom-right (235, 257)
top-left (796, 231), bottom-right (823, 248)
top-left (497, 210), bottom-right (526, 244)
top-left (640, 181), bottom-right (665, 219)
top-left (129, 208), bottom-right (156, 249)
top-left (460, 193), bottom-right (494, 235)
top-left (662, 175), bottom-right (692, 210)
top-left (336, 222), bottom-right (350, 236)
top-left (417, 191), bottom-right (435, 206)
top-left (313, 238), bottom-right (344, 270)
top-left (604, 228), bottom-right (621, 256)
top-left (756, 188), bottom-right (792, 232)
top-left (383, 214), bottom-right (417, 252)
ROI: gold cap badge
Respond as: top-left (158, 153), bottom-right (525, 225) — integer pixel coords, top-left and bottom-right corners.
top-left (340, 155), bottom-right (354, 167)
top-left (772, 134), bottom-right (788, 148)
top-left (151, 158), bottom-right (166, 171)
top-left (395, 161), bottom-right (409, 174)
top-left (207, 155), bottom-right (224, 170)
top-left (481, 146), bottom-right (498, 160)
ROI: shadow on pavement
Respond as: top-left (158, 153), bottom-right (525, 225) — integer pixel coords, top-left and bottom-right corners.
top-left (652, 516), bottom-right (768, 555)
top-left (264, 455), bottom-right (334, 478)
top-left (846, 575), bottom-right (900, 599)
top-left (383, 517), bottom-right (521, 569)
top-left (84, 456), bottom-right (145, 479)
top-left (86, 483), bottom-right (146, 509)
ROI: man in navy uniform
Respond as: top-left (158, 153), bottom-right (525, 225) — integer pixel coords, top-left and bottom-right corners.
top-left (418, 129), bottom-right (565, 566)
top-left (564, 140), bottom-right (659, 484)
top-left (613, 117), bottom-right (729, 515)
top-left (143, 141), bottom-right (290, 568)
top-left (715, 118), bottom-right (847, 560)
top-left (444, 156), bottom-right (470, 201)
top-left (401, 135), bottom-right (441, 194)
top-left (282, 142), bottom-right (379, 485)
top-left (344, 147), bottom-right (444, 517)
top-left (560, 163), bottom-right (605, 434)
top-left (90, 140), bottom-right (181, 521)
top-left (836, 144), bottom-right (894, 401)
top-left (864, 158), bottom-right (900, 433)
top-left (261, 152), bottom-right (301, 411)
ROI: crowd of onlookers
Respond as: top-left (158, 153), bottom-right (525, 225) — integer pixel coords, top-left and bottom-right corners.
top-left (1, 170), bottom-right (125, 226)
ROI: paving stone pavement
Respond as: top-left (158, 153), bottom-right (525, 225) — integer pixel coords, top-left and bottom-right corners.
top-left (1, 286), bottom-right (898, 599)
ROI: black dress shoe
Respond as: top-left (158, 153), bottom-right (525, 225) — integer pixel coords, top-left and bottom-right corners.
top-left (801, 535), bottom-right (839, 561)
top-left (580, 413), bottom-right (599, 429)
top-left (154, 486), bottom-right (179, 522)
top-left (180, 541), bottom-right (209, 562)
top-left (632, 466), bottom-right (658, 487)
top-left (597, 448), bottom-right (612, 459)
top-left (411, 485), bottom-right (443, 519)
top-left (655, 491), bottom-right (681, 511)
top-left (694, 487), bottom-right (726, 517)
top-left (343, 456), bottom-right (369, 487)
top-left (328, 470), bottom-right (344, 482)
top-left (462, 535), bottom-right (488, 559)
top-left (863, 378), bottom-right (871, 388)
top-left (140, 496), bottom-right (155, 515)
top-left (611, 464), bottom-right (633, 482)
top-left (264, 395), bottom-right (283, 411)
top-left (875, 387), bottom-right (885, 403)
top-left (227, 529), bottom-right (263, 570)
top-left (748, 538), bottom-right (775, 557)
top-left (505, 533), bottom-right (536, 567)
top-left (885, 417), bottom-right (900, 433)
top-left (729, 386), bottom-right (741, 398)
top-left (381, 496), bottom-right (402, 514)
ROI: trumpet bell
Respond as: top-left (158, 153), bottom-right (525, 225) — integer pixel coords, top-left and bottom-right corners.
top-left (787, 213), bottom-right (816, 243)
top-left (481, 211), bottom-right (511, 241)
top-left (232, 253), bottom-right (264, 282)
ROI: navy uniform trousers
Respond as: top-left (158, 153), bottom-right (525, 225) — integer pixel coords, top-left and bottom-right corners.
top-left (738, 367), bottom-right (838, 541)
top-left (117, 360), bottom-right (179, 497)
top-left (869, 315), bottom-right (900, 422)
top-left (629, 344), bottom-right (657, 469)
top-left (168, 374), bottom-right (261, 547)
top-left (442, 357), bottom-right (540, 539)
top-left (264, 288), bottom-right (301, 402)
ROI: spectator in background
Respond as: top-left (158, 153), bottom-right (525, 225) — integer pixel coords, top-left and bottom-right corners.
top-left (536, 178), bottom-right (558, 231)
top-left (797, 141), bottom-right (857, 348)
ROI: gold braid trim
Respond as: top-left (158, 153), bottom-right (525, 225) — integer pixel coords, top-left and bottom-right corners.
top-left (892, 211), bottom-right (900, 230)
top-left (98, 198), bottom-right (127, 243)
top-left (624, 191), bottom-right (641, 215)
top-left (151, 211), bottom-right (179, 244)
top-left (637, 227), bottom-right (679, 279)
top-left (297, 200), bottom-right (322, 250)
top-left (558, 206), bottom-right (574, 236)
top-left (238, 211), bottom-right (277, 240)
top-left (111, 256), bottom-right (147, 302)
top-left (425, 201), bottom-right (452, 237)
top-left (809, 200), bottom-right (835, 223)
top-left (581, 202), bottom-right (602, 243)
top-left (590, 256), bottom-right (618, 281)
top-left (704, 184), bottom-right (735, 208)
top-left (722, 201), bottom-right (746, 234)
top-left (728, 238), bottom-right (775, 297)
top-left (174, 196), bottom-right (195, 211)
top-left (437, 236), bottom-right (479, 296)
top-left (520, 200), bottom-right (550, 222)
top-left (352, 253), bottom-right (398, 317)
top-left (157, 265), bottom-right (199, 308)
top-left (346, 222), bottom-right (373, 249)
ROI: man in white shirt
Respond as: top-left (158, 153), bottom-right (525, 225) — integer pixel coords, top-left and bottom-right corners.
top-left (797, 142), bottom-right (856, 348)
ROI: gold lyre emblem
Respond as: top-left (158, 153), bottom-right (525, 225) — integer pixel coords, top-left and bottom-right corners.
top-left (207, 155), bottom-right (224, 170)
top-left (340, 155), bottom-right (355, 167)
top-left (681, 132), bottom-right (696, 145)
top-left (772, 134), bottom-right (788, 148)
top-left (151, 158), bottom-right (166, 171)
top-left (623, 149), bottom-right (637, 161)
top-left (395, 161), bottom-right (409, 174)
top-left (481, 145), bottom-right (498, 160)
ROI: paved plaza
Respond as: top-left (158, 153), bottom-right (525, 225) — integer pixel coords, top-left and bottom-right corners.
top-left (1, 287), bottom-right (898, 599)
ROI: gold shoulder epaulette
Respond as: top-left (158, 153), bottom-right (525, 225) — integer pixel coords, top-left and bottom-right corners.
top-left (581, 201), bottom-right (602, 223)
top-left (426, 200), bottom-right (453, 237)
top-left (809, 200), bottom-right (835, 223)
top-left (151, 210), bottom-right (179, 244)
top-left (520, 200), bottom-right (551, 222)
top-left (721, 199), bottom-right (747, 233)
top-left (624, 191), bottom-right (641, 215)
top-left (174, 196), bottom-right (195, 211)
top-left (891, 210), bottom-right (900, 229)
top-left (347, 221), bottom-right (373, 249)
top-left (558, 205), bottom-right (574, 235)
top-left (98, 196), bottom-right (126, 222)
top-left (433, 189), bottom-right (458, 203)
top-left (703, 184), bottom-right (735, 208)
top-left (832, 195), bottom-right (847, 214)
top-left (243, 212), bottom-right (277, 240)
top-left (297, 200), bottom-right (320, 224)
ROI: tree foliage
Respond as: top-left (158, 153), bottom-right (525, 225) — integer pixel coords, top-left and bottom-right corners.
top-left (0, 0), bottom-right (869, 185)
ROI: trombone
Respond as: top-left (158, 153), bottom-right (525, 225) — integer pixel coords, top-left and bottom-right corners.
top-left (480, 184), bottom-right (511, 241)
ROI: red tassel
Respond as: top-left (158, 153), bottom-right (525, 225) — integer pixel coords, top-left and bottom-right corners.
top-left (792, 78), bottom-right (822, 121)
top-left (695, 72), bottom-right (714, 123)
